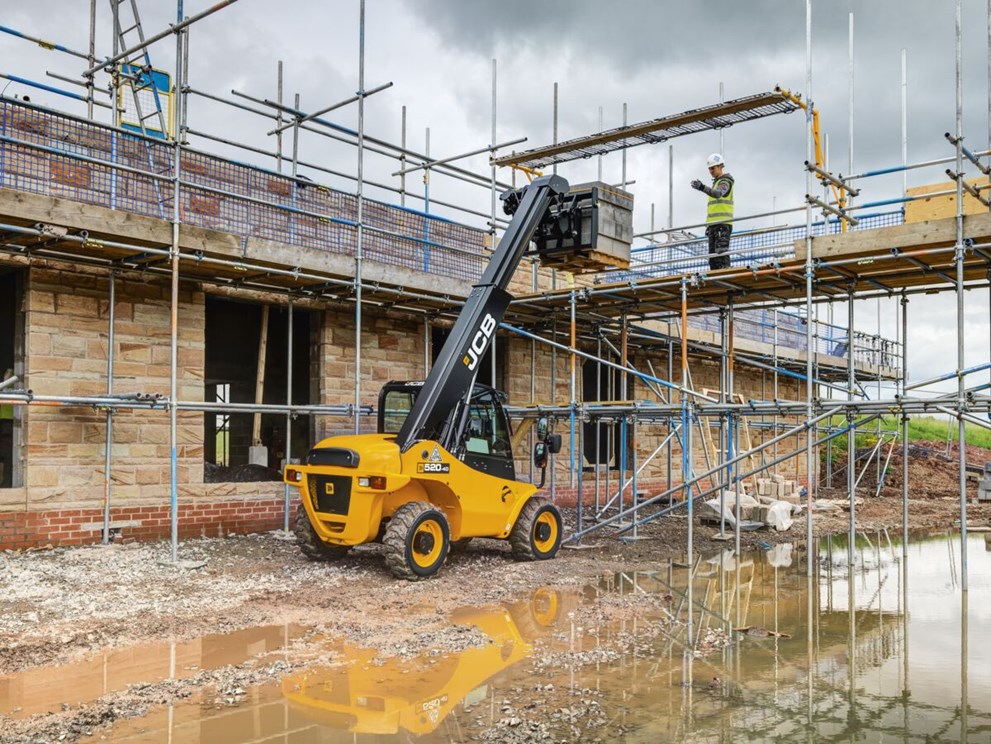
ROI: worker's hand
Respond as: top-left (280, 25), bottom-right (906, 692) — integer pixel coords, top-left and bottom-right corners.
top-left (690, 179), bottom-right (704, 191)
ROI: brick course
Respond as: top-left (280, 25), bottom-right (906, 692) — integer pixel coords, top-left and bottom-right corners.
top-left (0, 493), bottom-right (287, 548)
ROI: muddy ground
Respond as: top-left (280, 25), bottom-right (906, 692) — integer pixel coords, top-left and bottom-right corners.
top-left (2, 472), bottom-right (990, 742)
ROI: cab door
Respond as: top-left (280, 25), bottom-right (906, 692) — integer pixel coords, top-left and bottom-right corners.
top-left (462, 390), bottom-right (515, 480)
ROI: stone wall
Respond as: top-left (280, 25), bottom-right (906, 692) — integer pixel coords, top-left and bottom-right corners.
top-left (0, 259), bottom-right (808, 550)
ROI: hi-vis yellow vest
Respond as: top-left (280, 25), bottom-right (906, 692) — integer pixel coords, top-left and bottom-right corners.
top-left (706, 175), bottom-right (734, 224)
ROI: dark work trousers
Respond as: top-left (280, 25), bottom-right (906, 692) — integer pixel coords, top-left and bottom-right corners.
top-left (706, 223), bottom-right (732, 270)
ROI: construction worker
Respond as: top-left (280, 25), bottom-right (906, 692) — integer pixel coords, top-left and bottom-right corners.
top-left (691, 153), bottom-right (734, 270)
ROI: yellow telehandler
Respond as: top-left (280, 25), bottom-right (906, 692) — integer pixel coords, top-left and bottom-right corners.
top-left (285, 174), bottom-right (600, 579)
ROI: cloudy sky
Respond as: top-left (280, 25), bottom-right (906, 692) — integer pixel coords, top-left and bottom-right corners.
top-left (1, 0), bottom-right (989, 393)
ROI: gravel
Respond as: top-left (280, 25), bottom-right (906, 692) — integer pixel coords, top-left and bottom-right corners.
top-left (0, 493), bottom-right (972, 743)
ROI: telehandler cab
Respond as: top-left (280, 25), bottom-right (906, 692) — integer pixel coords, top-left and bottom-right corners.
top-left (285, 174), bottom-right (597, 579)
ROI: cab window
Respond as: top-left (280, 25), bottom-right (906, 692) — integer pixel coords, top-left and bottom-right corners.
top-left (381, 389), bottom-right (415, 434)
top-left (466, 391), bottom-right (511, 458)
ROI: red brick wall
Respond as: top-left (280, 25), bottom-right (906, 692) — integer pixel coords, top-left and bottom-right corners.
top-left (0, 498), bottom-right (287, 549)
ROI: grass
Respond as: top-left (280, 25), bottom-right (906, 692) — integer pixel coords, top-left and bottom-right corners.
top-left (215, 429), bottom-right (230, 466)
top-left (821, 414), bottom-right (991, 458)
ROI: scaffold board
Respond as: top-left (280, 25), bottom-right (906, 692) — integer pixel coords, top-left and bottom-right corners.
top-left (491, 90), bottom-right (799, 170)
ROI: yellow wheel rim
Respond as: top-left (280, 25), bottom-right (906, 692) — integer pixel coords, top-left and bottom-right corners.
top-left (411, 519), bottom-right (444, 568)
top-left (533, 511), bottom-right (559, 554)
top-left (531, 588), bottom-right (559, 626)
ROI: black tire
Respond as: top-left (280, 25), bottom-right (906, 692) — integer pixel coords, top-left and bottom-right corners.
top-left (507, 587), bottom-right (563, 641)
top-left (449, 537), bottom-right (474, 554)
top-left (509, 497), bottom-right (563, 561)
top-left (383, 502), bottom-right (450, 580)
top-left (293, 505), bottom-right (350, 561)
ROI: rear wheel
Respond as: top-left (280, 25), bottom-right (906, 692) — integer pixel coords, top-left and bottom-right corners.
top-left (383, 502), bottom-right (451, 580)
top-left (509, 497), bottom-right (562, 561)
top-left (293, 505), bottom-right (350, 561)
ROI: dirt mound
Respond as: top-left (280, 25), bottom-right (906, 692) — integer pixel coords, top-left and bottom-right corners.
top-left (203, 462), bottom-right (283, 483)
top-left (824, 439), bottom-right (991, 500)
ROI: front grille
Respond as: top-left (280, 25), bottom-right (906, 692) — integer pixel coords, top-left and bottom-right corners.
top-left (308, 475), bottom-right (353, 515)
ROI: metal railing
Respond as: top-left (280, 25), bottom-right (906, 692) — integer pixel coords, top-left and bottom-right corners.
top-left (0, 97), bottom-right (488, 284)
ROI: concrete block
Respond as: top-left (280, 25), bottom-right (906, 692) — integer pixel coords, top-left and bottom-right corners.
top-left (249, 445), bottom-right (268, 467)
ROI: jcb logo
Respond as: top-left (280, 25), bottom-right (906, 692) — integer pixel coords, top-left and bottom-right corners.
top-left (324, 482), bottom-right (335, 496)
top-left (463, 313), bottom-right (496, 371)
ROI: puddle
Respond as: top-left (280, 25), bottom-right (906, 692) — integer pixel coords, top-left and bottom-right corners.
top-left (0, 624), bottom-right (302, 719)
top-left (27, 533), bottom-right (991, 741)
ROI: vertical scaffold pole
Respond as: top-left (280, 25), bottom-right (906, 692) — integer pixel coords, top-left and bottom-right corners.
top-left (597, 106), bottom-right (603, 182)
top-left (902, 49), bottom-right (908, 198)
top-left (168, 0), bottom-right (186, 563)
top-left (848, 292), bottom-right (857, 573)
top-left (283, 300), bottom-right (293, 532)
top-left (550, 320), bottom-right (556, 499)
top-left (667, 335), bottom-right (673, 492)
top-left (804, 0), bottom-right (816, 574)
top-left (400, 106), bottom-right (407, 207)
top-left (668, 145), bottom-right (674, 230)
top-left (719, 308), bottom-right (727, 539)
top-left (621, 103), bottom-right (627, 189)
top-left (901, 292), bottom-right (909, 557)
top-left (276, 61), bottom-right (283, 173)
top-left (569, 290), bottom-right (577, 490)
top-left (490, 59), bottom-right (497, 232)
top-left (681, 277), bottom-right (693, 644)
top-left (423, 317), bottom-right (430, 376)
top-left (289, 93), bottom-right (300, 245)
top-left (87, 0), bottom-right (96, 119)
top-left (488, 61), bottom-right (498, 420)
top-left (595, 334), bottom-right (602, 513)
top-left (529, 267), bottom-right (536, 484)
top-left (729, 299), bottom-right (739, 556)
top-left (954, 0), bottom-right (968, 590)
top-left (552, 82), bottom-right (558, 176)
top-left (354, 0), bottom-right (366, 436)
top-left (102, 271), bottom-right (116, 544)
top-left (616, 316), bottom-right (628, 517)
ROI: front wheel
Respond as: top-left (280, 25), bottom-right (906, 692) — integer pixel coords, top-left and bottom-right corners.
top-left (383, 502), bottom-right (451, 580)
top-left (293, 505), bottom-right (350, 562)
top-left (509, 497), bottom-right (563, 561)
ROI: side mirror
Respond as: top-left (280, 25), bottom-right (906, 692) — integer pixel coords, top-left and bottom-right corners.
top-left (533, 442), bottom-right (548, 470)
top-left (547, 433), bottom-right (562, 454)
top-left (536, 416), bottom-right (549, 442)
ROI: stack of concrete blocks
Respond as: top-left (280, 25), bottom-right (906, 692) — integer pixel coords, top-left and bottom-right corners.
top-left (756, 474), bottom-right (800, 504)
top-left (702, 491), bottom-right (761, 526)
top-left (979, 462), bottom-right (991, 502)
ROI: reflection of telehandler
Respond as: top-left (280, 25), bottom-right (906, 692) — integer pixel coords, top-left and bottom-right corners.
top-left (281, 588), bottom-right (572, 736)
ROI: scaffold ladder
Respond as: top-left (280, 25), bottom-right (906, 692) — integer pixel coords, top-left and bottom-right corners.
top-left (110, 0), bottom-right (170, 141)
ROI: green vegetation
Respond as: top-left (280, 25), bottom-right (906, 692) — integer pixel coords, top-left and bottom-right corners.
top-left (820, 414), bottom-right (991, 459)
top-left (215, 429), bottom-right (230, 466)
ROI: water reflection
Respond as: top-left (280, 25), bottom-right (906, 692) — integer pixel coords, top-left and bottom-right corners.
top-left (93, 533), bottom-right (991, 742)
top-left (0, 624), bottom-right (301, 719)
top-left (280, 589), bottom-right (567, 737)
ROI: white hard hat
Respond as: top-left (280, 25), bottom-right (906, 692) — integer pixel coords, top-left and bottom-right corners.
top-left (706, 153), bottom-right (725, 168)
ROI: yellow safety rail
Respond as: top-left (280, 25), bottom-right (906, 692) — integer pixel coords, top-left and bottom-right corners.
top-left (777, 86), bottom-right (855, 232)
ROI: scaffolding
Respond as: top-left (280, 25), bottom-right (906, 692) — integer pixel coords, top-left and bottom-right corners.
top-left (0, 0), bottom-right (987, 611)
